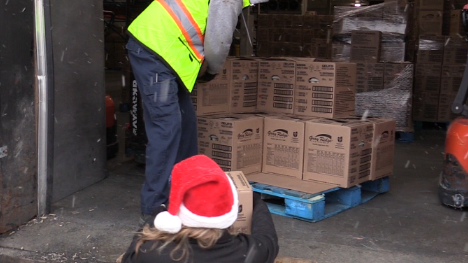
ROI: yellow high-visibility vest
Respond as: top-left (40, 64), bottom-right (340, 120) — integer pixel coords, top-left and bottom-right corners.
top-left (128, 0), bottom-right (251, 92)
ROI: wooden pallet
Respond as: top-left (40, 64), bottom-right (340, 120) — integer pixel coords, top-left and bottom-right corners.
top-left (250, 177), bottom-right (389, 223)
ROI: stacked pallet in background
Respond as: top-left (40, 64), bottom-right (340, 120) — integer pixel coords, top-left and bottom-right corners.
top-left (256, 14), bottom-right (334, 59)
top-left (330, 0), bottom-right (414, 133)
top-left (332, 0), bottom-right (408, 63)
top-left (410, 0), bottom-right (468, 123)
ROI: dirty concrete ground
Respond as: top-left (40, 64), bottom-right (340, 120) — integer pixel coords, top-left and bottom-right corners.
top-left (1, 128), bottom-right (468, 263)
top-left (1, 71), bottom-right (468, 262)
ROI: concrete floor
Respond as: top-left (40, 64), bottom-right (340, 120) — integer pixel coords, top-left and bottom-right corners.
top-left (1, 71), bottom-right (467, 262)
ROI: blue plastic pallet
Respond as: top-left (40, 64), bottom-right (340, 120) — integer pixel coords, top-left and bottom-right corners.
top-left (250, 177), bottom-right (389, 223)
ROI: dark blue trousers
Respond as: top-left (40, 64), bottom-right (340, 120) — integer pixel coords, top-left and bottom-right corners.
top-left (126, 38), bottom-right (198, 215)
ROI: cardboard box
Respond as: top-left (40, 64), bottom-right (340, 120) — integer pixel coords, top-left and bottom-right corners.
top-left (418, 10), bottom-right (443, 35)
top-left (262, 115), bottom-right (313, 179)
top-left (449, 10), bottom-right (464, 37)
top-left (438, 93), bottom-right (458, 122)
top-left (271, 43), bottom-right (305, 57)
top-left (229, 58), bottom-right (259, 113)
top-left (197, 114), bottom-right (263, 174)
top-left (332, 41), bottom-right (351, 62)
top-left (441, 64), bottom-right (465, 95)
top-left (415, 0), bottom-right (444, 10)
top-left (381, 41), bottom-right (406, 63)
top-left (416, 35), bottom-right (445, 64)
top-left (383, 62), bottom-right (414, 89)
top-left (257, 59), bottom-right (296, 114)
top-left (226, 171), bottom-right (253, 235)
top-left (256, 41), bottom-right (269, 57)
top-left (443, 37), bottom-right (468, 65)
top-left (192, 62), bottom-right (231, 116)
top-left (414, 63), bottom-right (441, 93)
top-left (350, 30), bottom-right (382, 63)
top-left (412, 92), bottom-right (439, 121)
top-left (356, 63), bottom-right (385, 93)
top-left (367, 118), bottom-right (395, 180)
top-left (256, 28), bottom-right (270, 43)
top-left (294, 60), bottom-right (357, 118)
top-left (257, 14), bottom-right (272, 28)
top-left (303, 118), bottom-right (374, 188)
top-left (305, 38), bottom-right (332, 59)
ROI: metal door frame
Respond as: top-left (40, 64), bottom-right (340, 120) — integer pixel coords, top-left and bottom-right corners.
top-left (34, 0), bottom-right (54, 216)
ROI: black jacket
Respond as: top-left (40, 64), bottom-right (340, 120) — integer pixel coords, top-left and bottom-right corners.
top-left (122, 193), bottom-right (279, 263)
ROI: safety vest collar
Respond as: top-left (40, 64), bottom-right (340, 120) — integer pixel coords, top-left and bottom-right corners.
top-left (158, 0), bottom-right (205, 61)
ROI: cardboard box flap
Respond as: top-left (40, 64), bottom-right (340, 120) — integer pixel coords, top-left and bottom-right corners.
top-left (306, 118), bottom-right (367, 127)
top-left (227, 171), bottom-right (252, 191)
top-left (266, 115), bottom-right (316, 122)
top-left (247, 172), bottom-right (339, 195)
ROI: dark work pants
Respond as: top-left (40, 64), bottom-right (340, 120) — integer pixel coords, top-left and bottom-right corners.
top-left (126, 38), bottom-right (198, 215)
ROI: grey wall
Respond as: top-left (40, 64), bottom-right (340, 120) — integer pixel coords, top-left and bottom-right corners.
top-left (0, 0), bottom-right (37, 233)
top-left (50, 0), bottom-right (107, 202)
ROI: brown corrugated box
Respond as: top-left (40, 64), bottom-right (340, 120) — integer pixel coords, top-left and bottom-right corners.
top-left (229, 58), bottom-right (259, 113)
top-left (356, 63), bottom-right (385, 93)
top-left (440, 64), bottom-right (465, 95)
top-left (438, 93), bottom-right (458, 122)
top-left (416, 35), bottom-right (445, 64)
top-left (262, 115), bottom-right (314, 179)
top-left (304, 39), bottom-right (332, 59)
top-left (412, 92), bottom-right (439, 122)
top-left (294, 59), bottom-right (357, 118)
top-left (335, 117), bottom-right (396, 181)
top-left (350, 30), bottom-right (382, 63)
top-left (192, 61), bottom-right (231, 115)
top-left (367, 118), bottom-right (395, 181)
top-left (414, 63), bottom-right (442, 93)
top-left (414, 0), bottom-right (444, 10)
top-left (226, 171), bottom-right (253, 235)
top-left (443, 37), bottom-right (468, 65)
top-left (257, 59), bottom-right (296, 114)
top-left (417, 10), bottom-right (443, 35)
top-left (449, 10), bottom-right (464, 37)
top-left (303, 118), bottom-right (374, 188)
top-left (197, 114), bottom-right (263, 174)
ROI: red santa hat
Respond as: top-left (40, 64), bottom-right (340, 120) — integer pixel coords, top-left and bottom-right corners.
top-left (154, 155), bottom-right (238, 233)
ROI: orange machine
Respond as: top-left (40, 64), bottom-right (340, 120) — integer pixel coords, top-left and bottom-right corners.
top-left (439, 5), bottom-right (468, 208)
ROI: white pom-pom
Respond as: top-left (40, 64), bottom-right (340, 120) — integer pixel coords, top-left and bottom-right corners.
top-left (154, 211), bottom-right (182, 234)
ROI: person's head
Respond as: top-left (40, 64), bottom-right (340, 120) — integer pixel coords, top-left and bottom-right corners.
top-left (135, 155), bottom-right (239, 261)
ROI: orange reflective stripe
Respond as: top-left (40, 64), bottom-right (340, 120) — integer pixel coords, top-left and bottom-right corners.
top-left (158, 0), bottom-right (204, 60)
top-left (173, 0), bottom-right (204, 45)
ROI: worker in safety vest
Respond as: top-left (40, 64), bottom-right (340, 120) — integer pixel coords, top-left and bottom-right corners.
top-left (126, 0), bottom-right (268, 227)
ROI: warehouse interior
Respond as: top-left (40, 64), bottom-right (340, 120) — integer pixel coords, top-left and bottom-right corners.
top-left (2, 0), bottom-right (468, 262)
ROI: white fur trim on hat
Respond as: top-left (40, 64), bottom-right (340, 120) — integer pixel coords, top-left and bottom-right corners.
top-left (154, 211), bottom-right (182, 234)
top-left (178, 176), bottom-right (239, 229)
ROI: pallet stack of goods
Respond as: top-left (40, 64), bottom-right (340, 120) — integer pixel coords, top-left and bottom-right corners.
top-left (409, 0), bottom-right (468, 123)
top-left (256, 14), bottom-right (334, 59)
top-left (331, 0), bottom-right (414, 133)
top-left (192, 56), bottom-right (395, 222)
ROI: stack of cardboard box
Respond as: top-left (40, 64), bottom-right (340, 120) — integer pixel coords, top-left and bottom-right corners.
top-left (439, 37), bottom-right (468, 121)
top-left (256, 14), bottom-right (333, 59)
top-left (332, 0), bottom-right (408, 63)
top-left (193, 57), bottom-right (396, 190)
top-left (410, 0), bottom-right (468, 122)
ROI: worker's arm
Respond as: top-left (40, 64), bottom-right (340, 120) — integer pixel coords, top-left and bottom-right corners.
top-left (203, 0), bottom-right (242, 75)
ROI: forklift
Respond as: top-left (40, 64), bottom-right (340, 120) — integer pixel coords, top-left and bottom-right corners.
top-left (439, 5), bottom-right (468, 208)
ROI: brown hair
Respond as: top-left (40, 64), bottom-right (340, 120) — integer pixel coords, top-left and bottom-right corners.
top-left (135, 225), bottom-right (235, 262)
